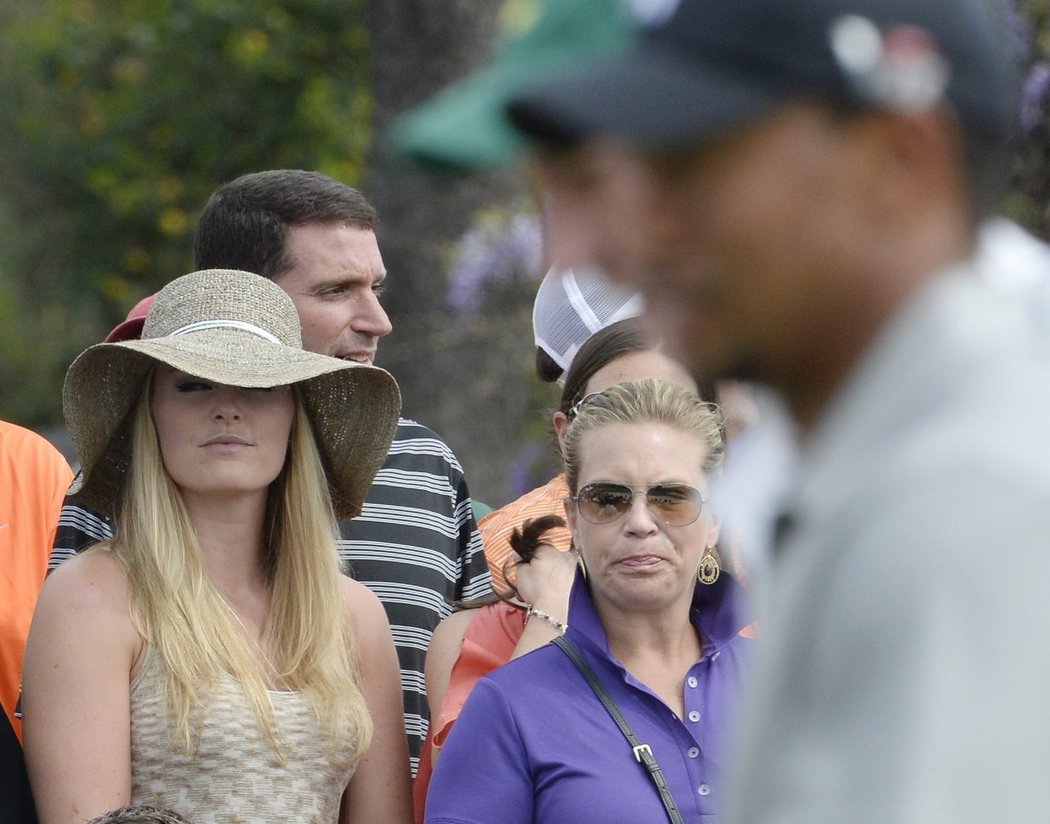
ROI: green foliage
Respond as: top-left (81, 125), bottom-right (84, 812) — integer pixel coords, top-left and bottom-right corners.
top-left (0, 0), bottom-right (371, 424)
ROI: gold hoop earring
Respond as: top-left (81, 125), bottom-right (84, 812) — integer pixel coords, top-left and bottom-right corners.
top-left (573, 542), bottom-right (588, 582)
top-left (698, 547), bottom-right (720, 585)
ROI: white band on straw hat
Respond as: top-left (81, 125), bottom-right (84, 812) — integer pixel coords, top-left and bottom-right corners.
top-left (169, 319), bottom-right (283, 343)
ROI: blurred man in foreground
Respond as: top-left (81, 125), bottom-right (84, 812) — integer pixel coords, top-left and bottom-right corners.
top-left (499, 0), bottom-right (1050, 821)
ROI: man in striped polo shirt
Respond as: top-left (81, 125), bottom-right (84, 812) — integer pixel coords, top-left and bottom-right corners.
top-left (49, 169), bottom-right (492, 775)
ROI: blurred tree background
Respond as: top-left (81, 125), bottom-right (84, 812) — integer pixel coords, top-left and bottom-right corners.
top-left (0, 0), bottom-right (554, 506)
top-left (1001, 0), bottom-right (1050, 230)
top-left (0, 0), bottom-right (1048, 505)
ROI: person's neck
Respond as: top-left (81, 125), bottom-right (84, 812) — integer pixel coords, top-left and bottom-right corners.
top-left (183, 492), bottom-right (270, 595)
top-left (597, 598), bottom-right (701, 672)
top-left (595, 595), bottom-right (702, 718)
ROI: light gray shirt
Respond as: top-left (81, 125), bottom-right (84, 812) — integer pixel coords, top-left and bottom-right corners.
top-left (728, 227), bottom-right (1050, 823)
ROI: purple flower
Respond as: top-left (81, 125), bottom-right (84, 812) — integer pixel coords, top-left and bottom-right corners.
top-left (1021, 62), bottom-right (1050, 132)
top-left (446, 211), bottom-right (543, 316)
top-left (993, 0), bottom-right (1032, 64)
top-left (504, 438), bottom-right (558, 499)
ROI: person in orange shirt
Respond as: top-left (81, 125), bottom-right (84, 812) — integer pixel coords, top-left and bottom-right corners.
top-left (0, 419), bottom-right (72, 823)
top-left (0, 419), bottom-right (72, 739)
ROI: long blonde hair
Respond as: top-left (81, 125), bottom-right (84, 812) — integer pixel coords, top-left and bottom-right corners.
top-left (114, 378), bottom-right (372, 762)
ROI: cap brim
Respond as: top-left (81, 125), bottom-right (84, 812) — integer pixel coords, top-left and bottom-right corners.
top-left (392, 66), bottom-right (527, 171)
top-left (508, 46), bottom-right (782, 148)
top-left (104, 316), bottom-right (147, 343)
top-left (392, 0), bottom-right (632, 170)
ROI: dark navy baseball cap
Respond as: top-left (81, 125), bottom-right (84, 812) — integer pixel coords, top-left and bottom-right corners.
top-left (508, 0), bottom-right (1020, 148)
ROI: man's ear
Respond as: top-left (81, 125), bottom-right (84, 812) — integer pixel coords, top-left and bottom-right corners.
top-left (847, 107), bottom-right (963, 229)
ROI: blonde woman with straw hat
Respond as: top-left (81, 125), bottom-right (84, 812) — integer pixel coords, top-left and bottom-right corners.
top-left (21, 270), bottom-right (412, 824)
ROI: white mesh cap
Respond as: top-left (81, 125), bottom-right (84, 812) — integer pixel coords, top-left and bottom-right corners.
top-left (533, 266), bottom-right (644, 378)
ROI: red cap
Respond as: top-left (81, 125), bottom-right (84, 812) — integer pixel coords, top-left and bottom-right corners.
top-left (104, 294), bottom-right (156, 343)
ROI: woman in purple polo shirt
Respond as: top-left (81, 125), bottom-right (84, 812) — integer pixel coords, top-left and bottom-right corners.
top-left (426, 379), bottom-right (752, 823)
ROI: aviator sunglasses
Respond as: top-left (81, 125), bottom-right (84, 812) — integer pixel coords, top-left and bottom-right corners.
top-left (570, 482), bottom-right (705, 527)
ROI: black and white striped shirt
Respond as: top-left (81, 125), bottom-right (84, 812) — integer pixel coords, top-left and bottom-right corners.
top-left (49, 418), bottom-right (491, 775)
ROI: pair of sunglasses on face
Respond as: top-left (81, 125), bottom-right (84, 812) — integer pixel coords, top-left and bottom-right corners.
top-left (570, 482), bottom-right (705, 527)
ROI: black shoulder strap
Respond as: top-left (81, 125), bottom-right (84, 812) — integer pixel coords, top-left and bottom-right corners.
top-left (553, 635), bottom-right (685, 824)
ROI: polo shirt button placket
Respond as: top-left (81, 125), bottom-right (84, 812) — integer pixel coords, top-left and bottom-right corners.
top-left (688, 710), bottom-right (701, 723)
top-left (687, 676), bottom-right (698, 688)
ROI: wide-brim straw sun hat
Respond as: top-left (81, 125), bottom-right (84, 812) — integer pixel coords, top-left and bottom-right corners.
top-left (63, 269), bottom-right (401, 521)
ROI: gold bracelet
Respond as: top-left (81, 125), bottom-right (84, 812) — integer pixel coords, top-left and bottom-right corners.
top-left (526, 606), bottom-right (568, 634)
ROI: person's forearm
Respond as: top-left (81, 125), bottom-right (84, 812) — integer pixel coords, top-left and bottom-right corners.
top-left (510, 602), bottom-right (566, 660)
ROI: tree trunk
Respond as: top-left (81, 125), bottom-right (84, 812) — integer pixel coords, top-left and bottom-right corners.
top-left (362, 0), bottom-right (538, 505)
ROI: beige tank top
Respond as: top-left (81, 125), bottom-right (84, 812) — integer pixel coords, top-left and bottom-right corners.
top-left (129, 647), bottom-right (357, 823)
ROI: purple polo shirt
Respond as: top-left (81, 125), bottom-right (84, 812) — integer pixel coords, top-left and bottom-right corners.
top-left (426, 572), bottom-right (753, 823)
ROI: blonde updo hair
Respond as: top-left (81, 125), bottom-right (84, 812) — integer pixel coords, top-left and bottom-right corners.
top-left (562, 378), bottom-right (725, 494)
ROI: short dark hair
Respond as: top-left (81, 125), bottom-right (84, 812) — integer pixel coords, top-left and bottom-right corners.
top-left (86, 805), bottom-right (193, 824)
top-left (192, 169), bottom-right (377, 279)
top-left (559, 318), bottom-right (717, 418)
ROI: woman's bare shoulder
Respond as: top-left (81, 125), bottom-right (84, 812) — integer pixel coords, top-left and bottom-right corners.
top-left (27, 545), bottom-right (141, 681)
top-left (41, 545), bottom-right (130, 613)
top-left (337, 575), bottom-right (396, 665)
top-left (35, 541), bottom-right (138, 646)
top-left (338, 574), bottom-right (387, 625)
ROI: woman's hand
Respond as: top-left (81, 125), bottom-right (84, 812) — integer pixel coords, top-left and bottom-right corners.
top-left (509, 543), bottom-right (577, 660)
top-left (513, 543), bottom-right (576, 617)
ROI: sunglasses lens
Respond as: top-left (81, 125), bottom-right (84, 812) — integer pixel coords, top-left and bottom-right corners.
top-left (646, 484), bottom-right (703, 526)
top-left (576, 483), bottom-right (703, 525)
top-left (578, 483), bottom-right (633, 523)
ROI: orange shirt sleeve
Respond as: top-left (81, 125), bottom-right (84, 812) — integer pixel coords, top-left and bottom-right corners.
top-left (0, 421), bottom-right (74, 737)
top-left (480, 474), bottom-right (573, 594)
